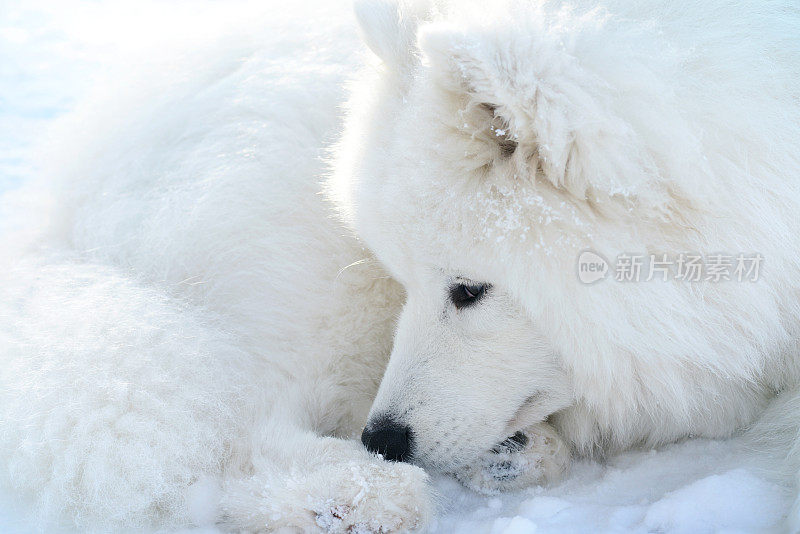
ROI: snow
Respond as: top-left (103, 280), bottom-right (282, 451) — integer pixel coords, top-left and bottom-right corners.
top-left (428, 438), bottom-right (790, 533)
top-left (0, 2), bottom-right (791, 532)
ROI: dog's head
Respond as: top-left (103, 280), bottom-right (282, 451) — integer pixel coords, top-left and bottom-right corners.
top-left (329, 0), bottom-right (588, 475)
top-left (331, 0), bottom-right (671, 475)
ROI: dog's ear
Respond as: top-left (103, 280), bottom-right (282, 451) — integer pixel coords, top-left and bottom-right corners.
top-left (354, 0), bottom-right (433, 73)
top-left (420, 24), bottom-right (538, 165)
top-left (418, 22), bottom-right (664, 205)
top-left (418, 25), bottom-right (518, 118)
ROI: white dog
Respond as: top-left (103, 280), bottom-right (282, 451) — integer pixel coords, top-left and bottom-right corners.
top-left (342, 0), bottom-right (800, 528)
top-left (1, 0), bottom-right (800, 532)
top-left (1, 3), bottom-right (428, 532)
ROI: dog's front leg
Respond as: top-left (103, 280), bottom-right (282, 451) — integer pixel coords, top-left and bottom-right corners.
top-left (218, 416), bottom-right (432, 533)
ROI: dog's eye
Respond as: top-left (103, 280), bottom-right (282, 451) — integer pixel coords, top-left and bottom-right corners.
top-left (449, 282), bottom-right (489, 309)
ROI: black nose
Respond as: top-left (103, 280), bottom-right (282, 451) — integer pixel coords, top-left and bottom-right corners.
top-left (361, 418), bottom-right (413, 462)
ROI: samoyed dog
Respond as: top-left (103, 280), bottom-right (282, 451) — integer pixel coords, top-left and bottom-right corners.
top-left (2, 0), bottom-right (800, 532)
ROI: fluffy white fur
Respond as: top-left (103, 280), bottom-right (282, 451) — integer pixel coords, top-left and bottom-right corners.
top-left (0, 3), bottom-right (427, 532)
top-left (2, 0), bottom-right (800, 532)
top-left (337, 0), bottom-right (800, 530)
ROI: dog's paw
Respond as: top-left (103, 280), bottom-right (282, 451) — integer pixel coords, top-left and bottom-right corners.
top-left (308, 459), bottom-right (431, 533)
top-left (219, 438), bottom-right (432, 533)
top-left (456, 422), bottom-right (570, 494)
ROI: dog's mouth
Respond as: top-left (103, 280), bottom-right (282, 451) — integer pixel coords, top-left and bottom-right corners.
top-left (429, 426), bottom-right (536, 479)
top-left (476, 392), bottom-right (548, 463)
top-left (504, 391), bottom-right (560, 436)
